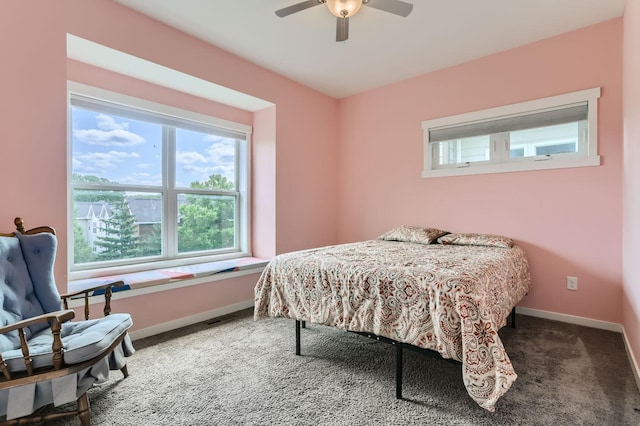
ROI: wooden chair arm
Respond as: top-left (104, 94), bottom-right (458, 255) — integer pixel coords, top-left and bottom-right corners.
top-left (60, 280), bottom-right (125, 320)
top-left (60, 280), bottom-right (125, 299)
top-left (0, 310), bottom-right (75, 335)
top-left (0, 310), bottom-right (75, 377)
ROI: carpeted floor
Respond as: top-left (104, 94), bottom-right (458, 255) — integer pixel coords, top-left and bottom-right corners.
top-left (39, 309), bottom-right (640, 425)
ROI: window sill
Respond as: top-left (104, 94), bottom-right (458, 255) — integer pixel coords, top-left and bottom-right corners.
top-left (422, 155), bottom-right (600, 178)
top-left (66, 257), bottom-right (268, 306)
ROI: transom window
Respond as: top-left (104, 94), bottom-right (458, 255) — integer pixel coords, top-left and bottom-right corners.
top-left (422, 87), bottom-right (600, 178)
top-left (68, 83), bottom-right (251, 278)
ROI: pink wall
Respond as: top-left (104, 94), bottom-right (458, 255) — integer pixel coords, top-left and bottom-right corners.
top-left (338, 19), bottom-right (624, 323)
top-left (67, 60), bottom-right (254, 127)
top-left (0, 0), bottom-right (339, 332)
top-left (623, 0), bottom-right (640, 369)
top-left (64, 0), bottom-right (340, 257)
top-left (0, 1), bottom-right (68, 264)
top-left (252, 106), bottom-right (277, 259)
top-left (0, 0), bottom-right (632, 352)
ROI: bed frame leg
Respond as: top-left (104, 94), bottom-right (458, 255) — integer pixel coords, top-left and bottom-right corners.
top-left (395, 342), bottom-right (403, 399)
top-left (295, 320), bottom-right (302, 355)
top-left (510, 307), bottom-right (516, 328)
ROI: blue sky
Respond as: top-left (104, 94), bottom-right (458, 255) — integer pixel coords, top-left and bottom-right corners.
top-left (71, 107), bottom-right (236, 188)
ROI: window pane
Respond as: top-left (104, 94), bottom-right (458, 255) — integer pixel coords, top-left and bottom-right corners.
top-left (71, 107), bottom-right (162, 186)
top-left (510, 148), bottom-right (525, 158)
top-left (436, 135), bottom-right (490, 166)
top-left (73, 190), bottom-right (162, 265)
top-left (178, 194), bottom-right (236, 253)
top-left (69, 86), bottom-right (251, 276)
top-left (509, 122), bottom-right (582, 159)
top-left (175, 128), bottom-right (237, 190)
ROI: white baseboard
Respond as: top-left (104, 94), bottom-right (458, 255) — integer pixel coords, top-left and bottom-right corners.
top-left (622, 327), bottom-right (640, 392)
top-left (516, 307), bottom-right (623, 332)
top-left (517, 307), bottom-right (639, 392)
top-left (129, 299), bottom-right (254, 340)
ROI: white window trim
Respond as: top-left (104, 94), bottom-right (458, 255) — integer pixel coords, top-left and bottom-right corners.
top-left (67, 81), bottom-right (253, 281)
top-left (422, 87), bottom-right (601, 178)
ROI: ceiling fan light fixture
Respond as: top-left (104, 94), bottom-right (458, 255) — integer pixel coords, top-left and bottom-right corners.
top-left (326, 0), bottom-right (363, 18)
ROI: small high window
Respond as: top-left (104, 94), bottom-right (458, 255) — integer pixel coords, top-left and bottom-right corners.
top-left (422, 88), bottom-right (600, 178)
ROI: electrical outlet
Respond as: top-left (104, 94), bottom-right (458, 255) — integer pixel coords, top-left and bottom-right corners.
top-left (566, 276), bottom-right (578, 291)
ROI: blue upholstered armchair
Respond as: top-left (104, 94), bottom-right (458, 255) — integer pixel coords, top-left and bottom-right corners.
top-left (0, 218), bottom-right (134, 425)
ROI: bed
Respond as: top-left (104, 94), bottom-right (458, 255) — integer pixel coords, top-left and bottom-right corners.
top-left (254, 226), bottom-right (531, 411)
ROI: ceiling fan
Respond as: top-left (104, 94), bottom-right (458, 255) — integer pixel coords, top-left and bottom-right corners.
top-left (275, 0), bottom-right (413, 42)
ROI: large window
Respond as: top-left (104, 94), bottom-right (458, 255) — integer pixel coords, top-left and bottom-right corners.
top-left (68, 83), bottom-right (251, 278)
top-left (422, 88), bottom-right (601, 178)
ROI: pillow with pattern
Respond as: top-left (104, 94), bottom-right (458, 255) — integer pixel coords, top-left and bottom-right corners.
top-left (437, 233), bottom-right (514, 248)
top-left (378, 226), bottom-right (448, 245)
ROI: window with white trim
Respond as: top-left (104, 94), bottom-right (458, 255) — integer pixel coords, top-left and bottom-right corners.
top-left (68, 83), bottom-right (251, 278)
top-left (422, 88), bottom-right (601, 178)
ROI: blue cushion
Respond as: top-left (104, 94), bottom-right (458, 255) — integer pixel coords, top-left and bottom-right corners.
top-left (0, 236), bottom-right (46, 351)
top-left (16, 232), bottom-right (61, 314)
top-left (1, 313), bottom-right (133, 372)
top-left (1, 232), bottom-right (133, 372)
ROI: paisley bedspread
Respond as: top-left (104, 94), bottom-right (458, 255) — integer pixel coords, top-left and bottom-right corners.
top-left (254, 240), bottom-right (531, 411)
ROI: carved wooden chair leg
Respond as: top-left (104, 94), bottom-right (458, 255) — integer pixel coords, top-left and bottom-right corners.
top-left (77, 392), bottom-right (91, 426)
top-left (121, 365), bottom-right (129, 378)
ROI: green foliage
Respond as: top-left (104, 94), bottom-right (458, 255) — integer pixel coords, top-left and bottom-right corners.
top-left (72, 175), bottom-right (125, 203)
top-left (74, 191), bottom-right (125, 203)
top-left (190, 174), bottom-right (235, 191)
top-left (138, 223), bottom-right (162, 257)
top-left (178, 174), bottom-right (235, 253)
top-left (72, 211), bottom-right (95, 264)
top-left (72, 174), bottom-right (112, 184)
top-left (73, 173), bottom-right (236, 262)
top-left (94, 199), bottom-right (139, 260)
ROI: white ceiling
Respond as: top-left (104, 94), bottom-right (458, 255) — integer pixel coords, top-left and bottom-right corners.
top-left (113, 0), bottom-right (625, 99)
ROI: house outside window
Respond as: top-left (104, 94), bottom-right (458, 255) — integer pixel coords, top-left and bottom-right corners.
top-left (422, 87), bottom-right (601, 178)
top-left (68, 82), bottom-right (251, 278)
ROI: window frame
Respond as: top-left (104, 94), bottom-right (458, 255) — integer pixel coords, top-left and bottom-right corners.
top-left (67, 82), bottom-right (252, 280)
top-left (422, 87), bottom-right (601, 178)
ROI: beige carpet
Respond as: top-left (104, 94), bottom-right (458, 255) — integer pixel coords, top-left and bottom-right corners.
top-left (38, 309), bottom-right (640, 425)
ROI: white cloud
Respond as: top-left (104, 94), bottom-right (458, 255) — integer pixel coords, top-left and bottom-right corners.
top-left (73, 128), bottom-right (145, 147)
top-left (96, 114), bottom-right (128, 131)
top-left (74, 150), bottom-right (140, 170)
top-left (181, 164), bottom-right (215, 179)
top-left (180, 164), bottom-right (234, 183)
top-left (119, 172), bottom-right (162, 186)
top-left (176, 151), bottom-right (207, 164)
top-left (73, 156), bottom-right (98, 175)
top-left (176, 141), bottom-right (236, 184)
top-left (203, 135), bottom-right (225, 143)
top-left (205, 141), bottom-right (235, 164)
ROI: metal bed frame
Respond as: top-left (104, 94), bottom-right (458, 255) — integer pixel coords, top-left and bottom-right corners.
top-left (294, 307), bottom-right (517, 399)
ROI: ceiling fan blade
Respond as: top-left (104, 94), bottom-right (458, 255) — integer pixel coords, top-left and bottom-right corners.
top-left (364, 0), bottom-right (413, 17)
top-left (275, 0), bottom-right (324, 17)
top-left (336, 16), bottom-right (349, 42)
